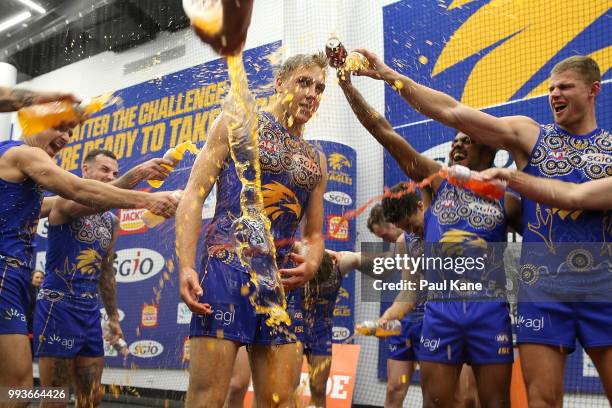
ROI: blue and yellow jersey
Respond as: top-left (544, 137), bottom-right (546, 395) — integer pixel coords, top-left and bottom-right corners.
top-left (43, 211), bottom-right (115, 298)
top-left (204, 111), bottom-right (323, 270)
top-left (520, 124), bottom-right (611, 296)
top-left (424, 180), bottom-right (507, 299)
top-left (0, 140), bottom-right (44, 268)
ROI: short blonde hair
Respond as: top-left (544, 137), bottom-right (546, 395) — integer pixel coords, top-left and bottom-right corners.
top-left (277, 52), bottom-right (328, 81)
top-left (551, 56), bottom-right (601, 85)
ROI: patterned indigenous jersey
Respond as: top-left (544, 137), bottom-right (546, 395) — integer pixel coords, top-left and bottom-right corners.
top-left (520, 124), bottom-right (611, 297)
top-left (203, 111), bottom-right (323, 270)
top-left (43, 212), bottom-right (115, 298)
top-left (0, 141), bottom-right (44, 268)
top-left (424, 180), bottom-right (507, 299)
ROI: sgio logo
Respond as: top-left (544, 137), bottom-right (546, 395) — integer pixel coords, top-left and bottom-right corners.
top-left (129, 340), bottom-right (164, 358)
top-left (324, 191), bottom-right (352, 206)
top-left (332, 326), bottom-right (350, 341)
top-left (114, 248), bottom-right (164, 283)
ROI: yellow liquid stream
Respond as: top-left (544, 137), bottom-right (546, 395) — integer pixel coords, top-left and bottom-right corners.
top-left (225, 54), bottom-right (290, 328)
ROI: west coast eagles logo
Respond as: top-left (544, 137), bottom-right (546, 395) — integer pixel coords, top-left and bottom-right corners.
top-left (327, 153), bottom-right (353, 185)
top-left (262, 181), bottom-right (302, 220)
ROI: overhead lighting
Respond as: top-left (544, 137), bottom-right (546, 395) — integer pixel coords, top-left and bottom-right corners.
top-left (0, 11), bottom-right (32, 33)
top-left (16, 0), bottom-right (46, 14)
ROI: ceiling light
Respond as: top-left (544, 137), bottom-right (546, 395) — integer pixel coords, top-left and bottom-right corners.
top-left (0, 11), bottom-right (32, 33)
top-left (16, 0), bottom-right (46, 14)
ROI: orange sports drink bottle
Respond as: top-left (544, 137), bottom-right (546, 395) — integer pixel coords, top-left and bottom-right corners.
top-left (147, 141), bottom-right (199, 188)
top-left (355, 320), bottom-right (401, 337)
top-left (18, 93), bottom-right (117, 137)
top-left (439, 164), bottom-right (506, 200)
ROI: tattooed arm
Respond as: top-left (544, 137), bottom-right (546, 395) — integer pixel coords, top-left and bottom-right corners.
top-left (0, 86), bottom-right (80, 112)
top-left (99, 218), bottom-right (123, 344)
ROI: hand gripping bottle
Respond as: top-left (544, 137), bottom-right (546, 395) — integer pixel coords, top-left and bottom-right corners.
top-left (182, 0), bottom-right (223, 36)
top-left (355, 320), bottom-right (401, 337)
top-left (142, 190), bottom-right (183, 228)
top-left (325, 36), bottom-right (369, 72)
top-left (103, 322), bottom-right (129, 357)
top-left (18, 93), bottom-right (119, 137)
top-left (439, 165), bottom-right (506, 200)
top-left (147, 141), bottom-right (200, 188)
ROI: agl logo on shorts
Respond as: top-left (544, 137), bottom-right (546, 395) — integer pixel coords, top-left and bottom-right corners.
top-left (129, 340), bottom-right (164, 358)
top-left (113, 248), bottom-right (164, 283)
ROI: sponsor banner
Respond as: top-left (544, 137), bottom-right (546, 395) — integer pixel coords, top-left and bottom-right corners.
top-left (118, 208), bottom-right (148, 235)
top-left (310, 141), bottom-right (357, 346)
top-left (113, 248), bottom-right (164, 283)
top-left (129, 340), bottom-right (164, 358)
top-left (244, 344), bottom-right (360, 408)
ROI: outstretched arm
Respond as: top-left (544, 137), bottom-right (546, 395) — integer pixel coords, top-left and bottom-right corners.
top-left (353, 49), bottom-right (539, 168)
top-left (0, 86), bottom-right (79, 112)
top-left (338, 73), bottom-right (441, 184)
top-left (8, 144), bottom-right (177, 217)
top-left (176, 114), bottom-right (230, 315)
top-left (481, 168), bottom-right (612, 211)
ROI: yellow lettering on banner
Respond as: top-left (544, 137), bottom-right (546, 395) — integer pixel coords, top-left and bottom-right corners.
top-left (158, 98), bottom-right (168, 121)
top-left (125, 129), bottom-right (138, 158)
top-left (92, 114), bottom-right (111, 138)
top-left (184, 89), bottom-right (196, 112)
top-left (149, 123), bottom-right (165, 153)
top-left (112, 107), bottom-right (137, 132)
top-left (68, 143), bottom-right (81, 171)
top-left (214, 81), bottom-right (226, 105)
top-left (193, 111), bottom-right (208, 143)
top-left (169, 117), bottom-right (182, 147)
top-left (202, 84), bottom-right (217, 108)
top-left (178, 115), bottom-right (193, 145)
top-left (140, 125), bottom-right (154, 154)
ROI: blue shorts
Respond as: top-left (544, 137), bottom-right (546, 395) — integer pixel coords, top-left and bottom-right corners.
top-left (304, 320), bottom-right (333, 356)
top-left (517, 301), bottom-right (612, 351)
top-left (190, 256), bottom-right (303, 346)
top-left (33, 289), bottom-right (103, 358)
top-left (387, 317), bottom-right (422, 361)
top-left (419, 301), bottom-right (513, 365)
top-left (0, 259), bottom-right (30, 335)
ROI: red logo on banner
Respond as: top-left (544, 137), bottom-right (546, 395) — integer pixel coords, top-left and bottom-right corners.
top-left (141, 304), bottom-right (159, 328)
top-left (327, 215), bottom-right (349, 241)
top-left (118, 208), bottom-right (148, 235)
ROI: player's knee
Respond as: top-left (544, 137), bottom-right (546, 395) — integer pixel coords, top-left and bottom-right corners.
top-left (227, 376), bottom-right (249, 400)
top-left (386, 378), bottom-right (409, 397)
top-left (526, 385), bottom-right (562, 408)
